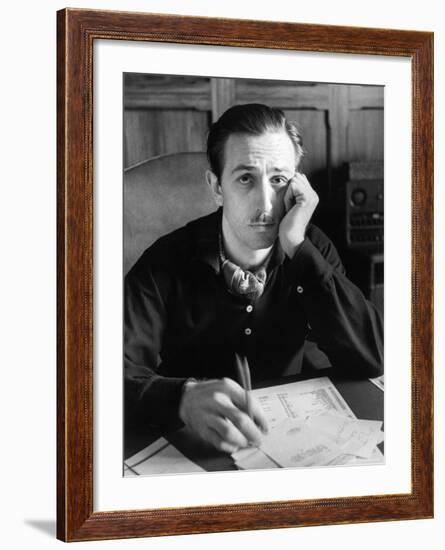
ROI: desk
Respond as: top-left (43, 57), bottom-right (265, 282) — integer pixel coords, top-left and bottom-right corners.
top-left (124, 370), bottom-right (383, 473)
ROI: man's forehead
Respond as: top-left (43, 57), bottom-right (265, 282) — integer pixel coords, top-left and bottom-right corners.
top-left (223, 131), bottom-right (296, 169)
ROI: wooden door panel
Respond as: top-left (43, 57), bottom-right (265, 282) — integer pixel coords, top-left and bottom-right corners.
top-left (348, 110), bottom-right (384, 162)
top-left (283, 109), bottom-right (328, 176)
top-left (124, 109), bottom-right (209, 168)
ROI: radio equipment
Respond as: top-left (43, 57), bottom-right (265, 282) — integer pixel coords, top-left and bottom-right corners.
top-left (345, 162), bottom-right (383, 250)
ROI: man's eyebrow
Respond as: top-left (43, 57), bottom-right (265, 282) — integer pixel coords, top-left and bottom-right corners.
top-left (230, 164), bottom-right (258, 174)
top-left (230, 164), bottom-right (292, 174)
top-left (271, 167), bottom-right (293, 173)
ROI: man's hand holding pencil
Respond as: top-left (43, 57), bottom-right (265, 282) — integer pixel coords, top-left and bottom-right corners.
top-left (179, 360), bottom-right (268, 454)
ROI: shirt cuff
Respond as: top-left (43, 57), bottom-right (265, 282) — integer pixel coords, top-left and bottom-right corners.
top-left (283, 237), bottom-right (334, 291)
top-left (137, 375), bottom-right (188, 429)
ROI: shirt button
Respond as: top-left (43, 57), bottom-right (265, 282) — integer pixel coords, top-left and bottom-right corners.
top-left (296, 286), bottom-right (304, 294)
top-left (245, 328), bottom-right (252, 336)
top-left (246, 305), bottom-right (253, 313)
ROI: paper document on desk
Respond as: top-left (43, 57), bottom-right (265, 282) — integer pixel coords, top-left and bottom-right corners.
top-left (238, 415), bottom-right (383, 469)
top-left (306, 414), bottom-right (383, 458)
top-left (233, 377), bottom-right (383, 470)
top-left (232, 446), bottom-right (280, 470)
top-left (327, 446), bottom-right (384, 466)
top-left (261, 418), bottom-right (345, 467)
top-left (369, 374), bottom-right (384, 391)
top-left (253, 377), bottom-right (355, 430)
top-left (124, 437), bottom-right (204, 476)
top-left (234, 434), bottom-right (383, 471)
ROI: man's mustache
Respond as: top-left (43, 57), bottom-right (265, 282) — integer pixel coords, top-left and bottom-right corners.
top-left (249, 211), bottom-right (276, 224)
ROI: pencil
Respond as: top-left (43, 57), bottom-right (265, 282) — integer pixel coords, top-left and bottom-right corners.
top-left (242, 356), bottom-right (253, 420)
top-left (235, 353), bottom-right (253, 420)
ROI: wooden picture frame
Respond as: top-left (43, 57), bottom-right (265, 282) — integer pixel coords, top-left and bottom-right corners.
top-left (57, 8), bottom-right (433, 542)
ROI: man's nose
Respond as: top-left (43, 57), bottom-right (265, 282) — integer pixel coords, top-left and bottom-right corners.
top-left (256, 179), bottom-right (274, 211)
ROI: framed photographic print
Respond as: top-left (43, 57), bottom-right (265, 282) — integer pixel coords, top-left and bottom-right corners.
top-left (57, 8), bottom-right (433, 542)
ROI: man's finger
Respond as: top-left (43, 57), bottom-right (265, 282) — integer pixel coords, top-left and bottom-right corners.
top-left (283, 175), bottom-right (308, 211)
top-left (219, 381), bottom-right (269, 438)
top-left (230, 395), bottom-right (269, 436)
top-left (283, 181), bottom-right (295, 212)
top-left (293, 172), bottom-right (310, 186)
top-left (223, 379), bottom-right (266, 420)
top-left (251, 404), bottom-right (269, 435)
top-left (209, 417), bottom-right (248, 450)
top-left (215, 401), bottom-right (264, 446)
top-left (205, 426), bottom-right (239, 454)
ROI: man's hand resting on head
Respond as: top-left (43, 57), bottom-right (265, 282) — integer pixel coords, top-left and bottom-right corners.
top-left (178, 377), bottom-right (269, 454)
top-left (279, 173), bottom-right (319, 259)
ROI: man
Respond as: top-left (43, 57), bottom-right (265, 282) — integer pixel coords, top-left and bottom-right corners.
top-left (125, 103), bottom-right (383, 454)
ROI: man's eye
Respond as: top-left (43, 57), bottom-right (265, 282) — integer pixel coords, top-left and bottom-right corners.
top-left (272, 176), bottom-right (289, 186)
top-left (238, 174), bottom-right (252, 185)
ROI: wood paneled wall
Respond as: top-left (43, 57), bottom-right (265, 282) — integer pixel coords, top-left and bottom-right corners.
top-left (123, 74), bottom-right (383, 197)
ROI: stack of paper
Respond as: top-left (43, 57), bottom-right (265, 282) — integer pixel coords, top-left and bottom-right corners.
top-left (369, 374), bottom-right (384, 391)
top-left (260, 414), bottom-right (383, 468)
top-left (124, 437), bottom-right (205, 476)
top-left (233, 377), bottom-right (384, 470)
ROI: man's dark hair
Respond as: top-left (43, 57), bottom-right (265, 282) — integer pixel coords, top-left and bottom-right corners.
top-left (206, 103), bottom-right (304, 179)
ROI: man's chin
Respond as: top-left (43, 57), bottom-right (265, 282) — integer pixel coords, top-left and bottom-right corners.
top-left (248, 233), bottom-right (277, 250)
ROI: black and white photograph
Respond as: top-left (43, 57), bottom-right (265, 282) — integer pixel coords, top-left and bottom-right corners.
top-left (123, 74), bottom-right (385, 477)
top-left (2, 0), bottom-right (440, 546)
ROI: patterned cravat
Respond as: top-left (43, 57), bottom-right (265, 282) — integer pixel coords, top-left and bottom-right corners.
top-left (219, 231), bottom-right (270, 301)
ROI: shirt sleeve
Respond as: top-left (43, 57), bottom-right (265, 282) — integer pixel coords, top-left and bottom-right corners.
top-left (124, 250), bottom-right (187, 431)
top-left (283, 226), bottom-right (384, 378)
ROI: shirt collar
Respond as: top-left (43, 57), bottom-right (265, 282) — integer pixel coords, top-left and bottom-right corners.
top-left (192, 207), bottom-right (286, 273)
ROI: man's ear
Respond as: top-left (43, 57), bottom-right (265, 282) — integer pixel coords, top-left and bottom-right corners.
top-left (206, 169), bottom-right (223, 207)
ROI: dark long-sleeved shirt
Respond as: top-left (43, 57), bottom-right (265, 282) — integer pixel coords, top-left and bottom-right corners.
top-left (124, 209), bottom-right (383, 430)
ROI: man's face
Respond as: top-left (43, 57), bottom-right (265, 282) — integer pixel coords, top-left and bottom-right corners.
top-left (210, 130), bottom-right (297, 252)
